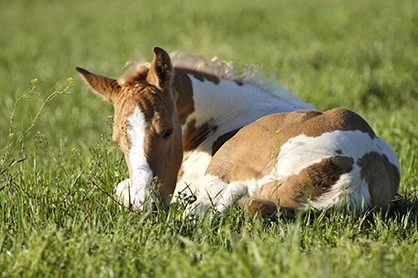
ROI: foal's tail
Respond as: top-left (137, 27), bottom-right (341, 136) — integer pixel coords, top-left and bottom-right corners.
top-left (239, 197), bottom-right (297, 218)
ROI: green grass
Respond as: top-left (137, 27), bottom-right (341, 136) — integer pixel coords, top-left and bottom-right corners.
top-left (1, 0), bottom-right (418, 276)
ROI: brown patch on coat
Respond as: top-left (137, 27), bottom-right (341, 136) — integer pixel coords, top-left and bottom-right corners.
top-left (239, 196), bottom-right (297, 218)
top-left (175, 67), bottom-right (220, 84)
top-left (171, 68), bottom-right (196, 125)
top-left (254, 156), bottom-right (354, 205)
top-left (239, 197), bottom-right (278, 217)
top-left (182, 118), bottom-right (218, 152)
top-left (239, 156), bottom-right (354, 218)
top-left (177, 155), bottom-right (186, 182)
top-left (357, 152), bottom-right (400, 211)
top-left (234, 79), bottom-right (244, 86)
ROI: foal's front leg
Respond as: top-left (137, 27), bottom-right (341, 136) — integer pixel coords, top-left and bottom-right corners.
top-left (115, 178), bottom-right (147, 209)
top-left (188, 175), bottom-right (249, 218)
top-left (213, 180), bottom-right (250, 212)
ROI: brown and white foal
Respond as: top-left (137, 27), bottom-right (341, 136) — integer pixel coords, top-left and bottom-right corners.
top-left (76, 47), bottom-right (400, 217)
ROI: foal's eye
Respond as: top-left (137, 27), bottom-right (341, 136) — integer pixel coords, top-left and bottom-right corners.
top-left (162, 128), bottom-right (173, 140)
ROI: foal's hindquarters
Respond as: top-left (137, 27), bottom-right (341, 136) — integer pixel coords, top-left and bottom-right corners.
top-left (189, 108), bottom-right (400, 217)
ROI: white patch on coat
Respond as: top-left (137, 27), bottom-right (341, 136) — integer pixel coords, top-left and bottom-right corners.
top-left (272, 130), bottom-right (374, 179)
top-left (116, 106), bottom-right (153, 209)
top-left (173, 150), bottom-right (213, 199)
top-left (187, 75), bottom-right (314, 129)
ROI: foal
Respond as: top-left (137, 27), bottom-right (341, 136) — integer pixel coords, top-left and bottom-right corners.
top-left (76, 47), bottom-right (400, 217)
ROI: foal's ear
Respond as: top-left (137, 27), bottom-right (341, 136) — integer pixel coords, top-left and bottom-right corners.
top-left (146, 47), bottom-right (173, 92)
top-left (75, 67), bottom-right (121, 104)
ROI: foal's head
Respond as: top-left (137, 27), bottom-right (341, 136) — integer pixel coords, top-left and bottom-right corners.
top-left (76, 47), bottom-right (183, 210)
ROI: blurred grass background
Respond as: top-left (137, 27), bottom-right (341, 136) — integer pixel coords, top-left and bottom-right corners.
top-left (1, 0), bottom-right (418, 276)
top-left (1, 0), bottom-right (417, 156)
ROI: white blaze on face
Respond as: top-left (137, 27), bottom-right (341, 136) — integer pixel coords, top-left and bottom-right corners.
top-left (124, 106), bottom-right (153, 208)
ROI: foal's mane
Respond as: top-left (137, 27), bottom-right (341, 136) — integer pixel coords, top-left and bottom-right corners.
top-left (118, 50), bottom-right (311, 107)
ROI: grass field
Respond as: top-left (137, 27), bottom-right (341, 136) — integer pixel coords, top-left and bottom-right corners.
top-left (1, 0), bottom-right (418, 276)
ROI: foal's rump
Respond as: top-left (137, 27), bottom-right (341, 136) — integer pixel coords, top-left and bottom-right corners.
top-left (201, 108), bottom-right (400, 217)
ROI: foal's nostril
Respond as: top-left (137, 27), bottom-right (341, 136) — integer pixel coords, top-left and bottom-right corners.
top-left (150, 201), bottom-right (157, 212)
